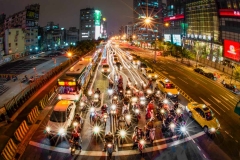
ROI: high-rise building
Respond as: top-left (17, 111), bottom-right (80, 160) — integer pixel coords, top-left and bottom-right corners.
top-left (101, 17), bottom-right (107, 39)
top-left (4, 4), bottom-right (40, 53)
top-left (79, 8), bottom-right (102, 40)
top-left (185, 0), bottom-right (221, 62)
top-left (66, 27), bottom-right (79, 44)
top-left (163, 0), bottom-right (185, 46)
top-left (43, 22), bottom-right (65, 50)
top-left (217, 0), bottom-right (240, 64)
top-left (133, 0), bottom-right (163, 41)
top-left (124, 22), bottom-right (134, 40)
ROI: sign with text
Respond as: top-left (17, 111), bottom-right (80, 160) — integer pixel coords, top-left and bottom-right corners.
top-left (172, 34), bottom-right (181, 46)
top-left (219, 9), bottom-right (240, 17)
top-left (164, 14), bottom-right (184, 22)
top-left (224, 39), bottom-right (240, 61)
top-left (58, 81), bottom-right (76, 86)
top-left (164, 34), bottom-right (171, 42)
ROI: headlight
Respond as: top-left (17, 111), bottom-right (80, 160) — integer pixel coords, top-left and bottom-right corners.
top-left (93, 126), bottom-right (100, 134)
top-left (167, 92), bottom-right (172, 95)
top-left (140, 140), bottom-right (145, 145)
top-left (176, 108), bottom-right (181, 114)
top-left (140, 101), bottom-right (145, 105)
top-left (126, 114), bottom-right (131, 120)
top-left (58, 128), bottom-right (65, 135)
top-left (210, 127), bottom-right (216, 133)
top-left (107, 69), bottom-right (110, 72)
top-left (135, 109), bottom-right (140, 113)
top-left (46, 126), bottom-right (51, 132)
top-left (170, 123), bottom-right (175, 129)
top-left (140, 97), bottom-right (145, 100)
top-left (160, 109), bottom-right (165, 114)
top-left (127, 90), bottom-right (131, 94)
top-left (108, 89), bottom-right (113, 95)
top-left (90, 107), bottom-right (95, 112)
top-left (113, 96), bottom-right (117, 99)
top-left (147, 89), bottom-right (152, 94)
top-left (94, 94), bottom-right (99, 98)
top-left (178, 92), bottom-right (180, 95)
top-left (163, 99), bottom-right (168, 104)
top-left (58, 95), bottom-right (62, 100)
top-left (155, 75), bottom-right (158, 78)
top-left (104, 114), bottom-right (108, 118)
top-left (73, 122), bottom-right (78, 126)
top-left (101, 69), bottom-right (104, 72)
top-left (111, 104), bottom-right (116, 110)
top-left (180, 126), bottom-right (187, 133)
top-left (88, 90), bottom-right (93, 95)
top-left (157, 91), bottom-right (160, 94)
top-left (107, 143), bottom-right (112, 147)
top-left (131, 97), bottom-right (138, 102)
top-left (148, 75), bottom-right (151, 78)
top-left (120, 130), bottom-right (126, 138)
top-left (80, 102), bottom-right (85, 106)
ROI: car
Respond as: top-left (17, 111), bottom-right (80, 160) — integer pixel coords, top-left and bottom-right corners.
top-left (46, 100), bottom-right (76, 137)
top-left (132, 58), bottom-right (140, 65)
top-left (156, 78), bottom-right (179, 100)
top-left (142, 67), bottom-right (158, 80)
top-left (194, 68), bottom-right (205, 75)
top-left (115, 61), bottom-right (123, 70)
top-left (102, 64), bottom-right (110, 74)
top-left (204, 72), bottom-right (216, 80)
top-left (113, 57), bottom-right (118, 64)
top-left (139, 63), bottom-right (148, 69)
top-left (186, 102), bottom-right (220, 134)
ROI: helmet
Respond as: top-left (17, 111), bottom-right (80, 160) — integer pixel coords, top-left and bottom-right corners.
top-left (108, 131), bottom-right (112, 135)
top-left (76, 113), bottom-right (79, 116)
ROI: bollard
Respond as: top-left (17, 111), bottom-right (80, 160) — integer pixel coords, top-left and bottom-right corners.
top-left (14, 120), bottom-right (29, 142)
top-left (1, 138), bottom-right (18, 160)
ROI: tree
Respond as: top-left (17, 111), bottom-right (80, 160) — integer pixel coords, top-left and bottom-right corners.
top-left (233, 66), bottom-right (240, 84)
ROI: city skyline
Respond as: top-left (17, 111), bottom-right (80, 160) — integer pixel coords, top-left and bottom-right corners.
top-left (0, 0), bottom-right (133, 34)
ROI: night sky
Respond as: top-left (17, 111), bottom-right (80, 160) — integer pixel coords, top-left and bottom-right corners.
top-left (0, 0), bottom-right (133, 34)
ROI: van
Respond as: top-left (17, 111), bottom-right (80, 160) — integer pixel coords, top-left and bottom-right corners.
top-left (46, 100), bottom-right (76, 137)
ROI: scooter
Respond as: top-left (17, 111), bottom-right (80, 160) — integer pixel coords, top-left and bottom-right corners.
top-left (69, 139), bottom-right (80, 155)
top-left (133, 108), bottom-right (141, 123)
top-left (103, 113), bottom-right (108, 127)
top-left (107, 143), bottom-right (113, 159)
top-left (125, 114), bottom-right (131, 127)
top-left (138, 139), bottom-right (145, 156)
top-left (149, 128), bottom-right (156, 143)
top-left (93, 93), bottom-right (100, 106)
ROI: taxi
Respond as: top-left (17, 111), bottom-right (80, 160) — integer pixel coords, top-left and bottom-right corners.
top-left (186, 102), bottom-right (220, 134)
top-left (142, 67), bottom-right (158, 80)
top-left (156, 78), bottom-right (179, 100)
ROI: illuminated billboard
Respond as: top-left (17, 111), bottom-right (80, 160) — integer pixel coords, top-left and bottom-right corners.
top-left (58, 81), bottom-right (76, 86)
top-left (94, 10), bottom-right (101, 40)
top-left (224, 40), bottom-right (240, 61)
top-left (172, 34), bottom-right (181, 46)
top-left (164, 14), bottom-right (184, 22)
top-left (164, 34), bottom-right (171, 43)
top-left (26, 10), bottom-right (39, 20)
top-left (219, 9), bottom-right (240, 17)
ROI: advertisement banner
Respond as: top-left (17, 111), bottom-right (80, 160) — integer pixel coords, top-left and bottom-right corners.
top-left (172, 34), bottom-right (181, 46)
top-left (219, 9), bottom-right (240, 17)
top-left (94, 10), bottom-right (101, 26)
top-left (164, 14), bottom-right (184, 22)
top-left (164, 34), bottom-right (171, 42)
top-left (224, 40), bottom-right (240, 61)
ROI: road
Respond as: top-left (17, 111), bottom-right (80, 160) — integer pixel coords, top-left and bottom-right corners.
top-left (19, 44), bottom-right (232, 160)
top-left (119, 43), bottom-right (240, 159)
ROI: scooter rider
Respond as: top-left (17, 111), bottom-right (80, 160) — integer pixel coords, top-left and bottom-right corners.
top-left (132, 128), bottom-right (145, 149)
top-left (101, 104), bottom-right (108, 114)
top-left (71, 130), bottom-right (82, 150)
top-left (95, 88), bottom-right (101, 95)
top-left (102, 132), bottom-right (114, 152)
top-left (145, 118), bottom-right (154, 138)
top-left (118, 115), bottom-right (126, 130)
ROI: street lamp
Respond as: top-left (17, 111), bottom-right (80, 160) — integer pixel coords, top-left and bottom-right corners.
top-left (67, 52), bottom-right (72, 57)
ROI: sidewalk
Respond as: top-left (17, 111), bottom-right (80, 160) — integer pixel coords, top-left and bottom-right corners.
top-left (0, 56), bottom-right (68, 106)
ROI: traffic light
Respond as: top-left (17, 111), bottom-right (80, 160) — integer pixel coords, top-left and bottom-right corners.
top-left (234, 101), bottom-right (240, 116)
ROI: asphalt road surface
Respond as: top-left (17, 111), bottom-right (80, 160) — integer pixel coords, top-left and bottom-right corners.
top-left (18, 44), bottom-right (235, 160)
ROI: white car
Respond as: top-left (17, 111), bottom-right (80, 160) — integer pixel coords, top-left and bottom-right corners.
top-left (46, 100), bottom-right (76, 137)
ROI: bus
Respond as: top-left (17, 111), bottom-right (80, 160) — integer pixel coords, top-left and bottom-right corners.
top-left (58, 56), bottom-right (94, 101)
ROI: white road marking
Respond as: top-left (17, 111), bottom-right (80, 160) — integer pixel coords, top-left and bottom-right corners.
top-left (211, 96), bottom-right (221, 103)
top-left (197, 146), bottom-right (201, 151)
top-left (220, 95), bottom-right (228, 101)
top-left (169, 75), bottom-right (176, 79)
top-left (29, 132), bottom-right (205, 156)
top-left (162, 71), bottom-right (168, 74)
top-left (178, 77), bottom-right (188, 84)
top-left (208, 98), bottom-right (225, 113)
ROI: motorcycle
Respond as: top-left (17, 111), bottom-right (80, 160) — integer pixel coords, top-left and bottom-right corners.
top-left (69, 139), bottom-right (80, 155)
top-left (149, 128), bottom-right (156, 143)
top-left (133, 108), bottom-right (141, 123)
top-left (21, 77), bottom-right (27, 83)
top-left (139, 96), bottom-right (146, 109)
top-left (93, 93), bottom-right (100, 106)
top-left (112, 95), bottom-right (118, 104)
top-left (103, 113), bottom-right (108, 127)
top-left (125, 114), bottom-right (131, 127)
top-left (107, 143), bottom-right (113, 159)
top-left (118, 89), bottom-right (124, 99)
top-left (125, 90), bottom-right (132, 98)
top-left (138, 139), bottom-right (145, 156)
top-left (110, 104), bottom-right (117, 115)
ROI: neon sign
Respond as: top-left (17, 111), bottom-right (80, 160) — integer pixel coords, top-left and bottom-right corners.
top-left (58, 81), bottom-right (76, 86)
top-left (164, 14), bottom-right (184, 22)
top-left (219, 9), bottom-right (240, 17)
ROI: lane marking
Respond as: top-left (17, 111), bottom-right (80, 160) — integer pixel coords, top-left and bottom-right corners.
top-left (197, 146), bottom-right (201, 151)
top-left (211, 96), bottom-right (221, 103)
top-left (208, 98), bottom-right (225, 113)
top-left (162, 71), bottom-right (168, 74)
top-left (178, 77), bottom-right (188, 84)
top-left (169, 75), bottom-right (176, 79)
top-left (220, 95), bottom-right (228, 101)
top-left (29, 131), bottom-right (205, 156)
